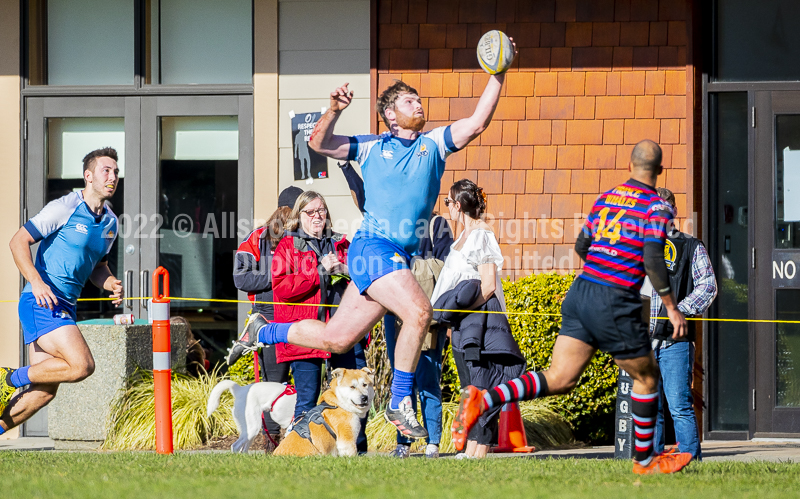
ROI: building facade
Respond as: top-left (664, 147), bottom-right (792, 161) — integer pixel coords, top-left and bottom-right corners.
top-left (0, 0), bottom-right (797, 442)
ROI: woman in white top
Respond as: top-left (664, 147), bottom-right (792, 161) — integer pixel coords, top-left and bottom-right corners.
top-left (431, 179), bottom-right (525, 459)
top-left (430, 183), bottom-right (505, 311)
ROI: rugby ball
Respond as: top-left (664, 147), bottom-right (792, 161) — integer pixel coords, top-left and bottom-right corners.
top-left (476, 30), bottom-right (514, 75)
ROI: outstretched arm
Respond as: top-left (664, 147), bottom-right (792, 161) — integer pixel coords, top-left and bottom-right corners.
top-left (449, 74), bottom-right (506, 150)
top-left (448, 40), bottom-right (516, 149)
top-left (308, 83), bottom-right (355, 160)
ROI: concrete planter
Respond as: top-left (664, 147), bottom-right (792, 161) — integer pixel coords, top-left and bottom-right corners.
top-left (47, 323), bottom-right (187, 445)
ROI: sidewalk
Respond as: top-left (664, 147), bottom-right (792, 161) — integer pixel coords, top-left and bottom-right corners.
top-left (2, 437), bottom-right (800, 462)
top-left (499, 440), bottom-right (800, 462)
top-left (0, 437), bottom-right (55, 451)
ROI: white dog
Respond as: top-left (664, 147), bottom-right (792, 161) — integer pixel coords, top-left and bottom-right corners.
top-left (206, 380), bottom-right (297, 453)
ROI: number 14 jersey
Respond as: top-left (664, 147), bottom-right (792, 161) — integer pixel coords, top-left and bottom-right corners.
top-left (579, 178), bottom-right (673, 293)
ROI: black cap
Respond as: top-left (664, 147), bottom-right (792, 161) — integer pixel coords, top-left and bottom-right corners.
top-left (278, 186), bottom-right (304, 208)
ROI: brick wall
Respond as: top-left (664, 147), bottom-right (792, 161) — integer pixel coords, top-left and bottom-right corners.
top-left (376, 0), bottom-right (689, 278)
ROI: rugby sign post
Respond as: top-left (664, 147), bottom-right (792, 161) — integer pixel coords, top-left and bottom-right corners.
top-left (614, 368), bottom-right (634, 459)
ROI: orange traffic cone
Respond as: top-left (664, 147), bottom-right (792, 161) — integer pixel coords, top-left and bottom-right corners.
top-left (492, 402), bottom-right (535, 453)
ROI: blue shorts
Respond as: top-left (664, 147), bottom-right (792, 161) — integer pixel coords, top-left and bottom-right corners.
top-left (18, 292), bottom-right (77, 345)
top-left (347, 232), bottom-right (411, 294)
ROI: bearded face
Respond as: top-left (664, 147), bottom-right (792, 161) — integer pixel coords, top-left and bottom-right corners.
top-left (393, 108), bottom-right (426, 132)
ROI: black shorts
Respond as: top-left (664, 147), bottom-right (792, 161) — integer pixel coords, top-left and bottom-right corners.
top-left (559, 277), bottom-right (651, 359)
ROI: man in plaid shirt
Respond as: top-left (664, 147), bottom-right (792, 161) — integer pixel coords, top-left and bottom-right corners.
top-left (644, 187), bottom-right (717, 460)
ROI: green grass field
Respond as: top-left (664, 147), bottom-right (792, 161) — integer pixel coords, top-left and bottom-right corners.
top-left (1, 452), bottom-right (798, 499)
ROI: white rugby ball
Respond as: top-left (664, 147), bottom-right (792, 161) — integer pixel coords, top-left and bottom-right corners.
top-left (476, 30), bottom-right (514, 75)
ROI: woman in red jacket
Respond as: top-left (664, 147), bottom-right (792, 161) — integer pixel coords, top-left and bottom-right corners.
top-left (271, 191), bottom-right (368, 451)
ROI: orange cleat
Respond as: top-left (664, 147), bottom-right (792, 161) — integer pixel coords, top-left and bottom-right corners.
top-left (451, 386), bottom-right (486, 452)
top-left (632, 451), bottom-right (693, 475)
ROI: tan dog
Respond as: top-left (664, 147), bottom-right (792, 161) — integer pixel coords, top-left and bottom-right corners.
top-left (274, 367), bottom-right (375, 457)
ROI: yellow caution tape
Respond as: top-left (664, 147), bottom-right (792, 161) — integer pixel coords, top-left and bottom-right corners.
top-left (4, 295), bottom-right (800, 324)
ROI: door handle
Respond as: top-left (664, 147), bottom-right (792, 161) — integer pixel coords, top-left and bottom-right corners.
top-left (140, 270), bottom-right (149, 309)
top-left (125, 270), bottom-right (133, 309)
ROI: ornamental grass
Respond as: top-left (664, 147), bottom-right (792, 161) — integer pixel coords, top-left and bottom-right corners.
top-left (102, 368), bottom-right (237, 451)
top-left (103, 369), bottom-right (573, 453)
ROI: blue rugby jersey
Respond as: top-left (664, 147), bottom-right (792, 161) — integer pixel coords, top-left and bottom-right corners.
top-left (347, 126), bottom-right (459, 254)
top-left (22, 191), bottom-right (118, 305)
top-left (578, 179), bottom-right (673, 292)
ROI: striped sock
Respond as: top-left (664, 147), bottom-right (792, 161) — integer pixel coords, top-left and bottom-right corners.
top-left (483, 371), bottom-right (548, 410)
top-left (631, 391), bottom-right (658, 465)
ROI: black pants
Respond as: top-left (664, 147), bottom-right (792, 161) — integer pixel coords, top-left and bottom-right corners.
top-left (452, 349), bottom-right (497, 446)
top-left (452, 349), bottom-right (526, 446)
top-left (259, 344), bottom-right (291, 435)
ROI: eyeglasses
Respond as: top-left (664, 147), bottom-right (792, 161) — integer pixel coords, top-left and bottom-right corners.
top-left (444, 198), bottom-right (455, 207)
top-left (301, 208), bottom-right (328, 218)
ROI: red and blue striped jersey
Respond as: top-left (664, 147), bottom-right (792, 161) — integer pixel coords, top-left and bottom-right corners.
top-left (579, 179), bottom-right (673, 292)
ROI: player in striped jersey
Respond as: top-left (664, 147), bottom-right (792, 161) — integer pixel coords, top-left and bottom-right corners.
top-left (452, 140), bottom-right (693, 474)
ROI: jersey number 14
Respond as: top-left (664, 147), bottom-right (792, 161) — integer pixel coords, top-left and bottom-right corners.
top-left (594, 207), bottom-right (626, 245)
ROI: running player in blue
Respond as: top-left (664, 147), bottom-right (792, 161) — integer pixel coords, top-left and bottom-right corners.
top-left (0, 147), bottom-right (123, 437)
top-left (227, 43), bottom-right (517, 437)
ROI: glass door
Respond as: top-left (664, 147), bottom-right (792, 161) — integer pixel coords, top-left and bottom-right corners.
top-left (707, 92), bottom-right (751, 436)
top-left (24, 96), bottom-right (254, 435)
top-left (24, 97), bottom-right (141, 436)
top-left (140, 95), bottom-right (253, 365)
top-left (753, 91), bottom-right (800, 435)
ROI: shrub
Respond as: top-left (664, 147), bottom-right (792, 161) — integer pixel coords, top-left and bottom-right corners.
top-left (505, 273), bottom-right (617, 443)
top-left (227, 350), bottom-right (255, 385)
top-left (363, 322), bottom-right (392, 408)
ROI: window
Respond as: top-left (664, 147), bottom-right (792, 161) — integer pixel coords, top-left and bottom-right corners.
top-left (715, 0), bottom-right (800, 81)
top-left (147, 0), bottom-right (252, 85)
top-left (26, 0), bottom-right (252, 86)
top-left (28, 0), bottom-right (134, 85)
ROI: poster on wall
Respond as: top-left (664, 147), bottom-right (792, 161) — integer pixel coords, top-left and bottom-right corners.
top-left (291, 111), bottom-right (328, 181)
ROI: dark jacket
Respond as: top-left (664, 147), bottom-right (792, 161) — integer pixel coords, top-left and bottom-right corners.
top-left (434, 280), bottom-right (526, 428)
top-left (652, 232), bottom-right (703, 342)
top-left (272, 229), bottom-right (349, 363)
top-left (233, 226), bottom-right (275, 320)
top-left (433, 279), bottom-right (524, 362)
top-left (416, 215), bottom-right (454, 261)
top-left (340, 161), bottom-right (366, 213)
